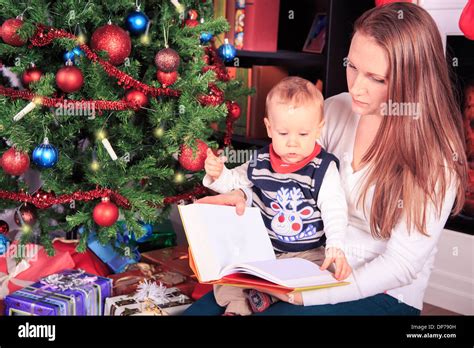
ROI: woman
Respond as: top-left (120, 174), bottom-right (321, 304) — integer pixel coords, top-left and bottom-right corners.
top-left (184, 3), bottom-right (468, 315)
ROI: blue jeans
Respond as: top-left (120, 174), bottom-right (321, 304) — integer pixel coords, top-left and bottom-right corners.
top-left (183, 291), bottom-right (421, 316)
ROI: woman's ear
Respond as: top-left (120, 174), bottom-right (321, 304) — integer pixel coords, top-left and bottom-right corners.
top-left (264, 117), bottom-right (272, 138)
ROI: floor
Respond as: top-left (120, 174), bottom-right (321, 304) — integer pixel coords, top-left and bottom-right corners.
top-left (421, 303), bottom-right (460, 315)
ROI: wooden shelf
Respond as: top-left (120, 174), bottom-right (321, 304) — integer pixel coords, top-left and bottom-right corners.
top-left (231, 134), bottom-right (270, 148)
top-left (224, 49), bottom-right (326, 69)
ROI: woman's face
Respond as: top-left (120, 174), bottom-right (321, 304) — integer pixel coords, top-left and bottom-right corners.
top-left (346, 31), bottom-right (389, 116)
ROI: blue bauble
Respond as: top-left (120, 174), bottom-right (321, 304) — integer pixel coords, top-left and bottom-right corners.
top-left (72, 46), bottom-right (84, 56)
top-left (0, 235), bottom-right (9, 255)
top-left (63, 50), bottom-right (76, 63)
top-left (63, 46), bottom-right (84, 63)
top-left (200, 32), bottom-right (213, 44)
top-left (218, 40), bottom-right (236, 62)
top-left (32, 139), bottom-right (59, 169)
top-left (125, 10), bottom-right (149, 35)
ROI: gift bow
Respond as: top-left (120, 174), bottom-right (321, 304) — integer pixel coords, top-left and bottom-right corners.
top-left (0, 247), bottom-right (40, 299)
top-left (40, 269), bottom-right (98, 291)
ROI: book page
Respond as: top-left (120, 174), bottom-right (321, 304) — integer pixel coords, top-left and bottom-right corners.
top-left (225, 258), bottom-right (338, 288)
top-left (178, 204), bottom-right (276, 282)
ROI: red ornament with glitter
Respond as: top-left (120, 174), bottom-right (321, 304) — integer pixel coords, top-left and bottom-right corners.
top-left (154, 48), bottom-right (180, 72)
top-left (1, 18), bottom-right (27, 46)
top-left (178, 139), bottom-right (209, 172)
top-left (91, 23), bottom-right (132, 65)
top-left (56, 64), bottom-right (84, 93)
top-left (1, 148), bottom-right (30, 176)
top-left (21, 66), bottom-right (43, 88)
top-left (226, 101), bottom-right (241, 121)
top-left (156, 70), bottom-right (178, 87)
top-left (125, 89), bottom-right (149, 108)
top-left (93, 197), bottom-right (119, 227)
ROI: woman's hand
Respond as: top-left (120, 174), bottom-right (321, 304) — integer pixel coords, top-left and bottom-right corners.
top-left (195, 189), bottom-right (247, 215)
top-left (320, 247), bottom-right (352, 281)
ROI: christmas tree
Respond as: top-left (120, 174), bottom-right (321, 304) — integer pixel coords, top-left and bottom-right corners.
top-left (0, 0), bottom-right (249, 255)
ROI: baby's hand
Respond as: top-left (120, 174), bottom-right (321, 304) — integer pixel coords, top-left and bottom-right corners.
top-left (204, 148), bottom-right (227, 182)
top-left (320, 247), bottom-right (352, 281)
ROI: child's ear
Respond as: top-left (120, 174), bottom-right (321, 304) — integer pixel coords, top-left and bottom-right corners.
top-left (315, 118), bottom-right (325, 139)
top-left (264, 117), bottom-right (272, 138)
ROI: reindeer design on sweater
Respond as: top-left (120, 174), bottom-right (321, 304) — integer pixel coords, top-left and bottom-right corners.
top-left (270, 187), bottom-right (318, 242)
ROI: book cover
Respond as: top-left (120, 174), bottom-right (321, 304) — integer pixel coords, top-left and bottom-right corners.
top-left (214, 0), bottom-right (227, 45)
top-left (247, 65), bottom-right (288, 139)
top-left (243, 0), bottom-right (280, 52)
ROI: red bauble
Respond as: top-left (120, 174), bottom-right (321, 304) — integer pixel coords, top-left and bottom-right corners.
top-left (56, 66), bottom-right (84, 93)
top-left (91, 24), bottom-right (132, 65)
top-left (460, 0), bottom-right (474, 40)
top-left (154, 48), bottom-right (180, 72)
top-left (156, 70), bottom-right (178, 87)
top-left (0, 220), bottom-right (9, 235)
top-left (226, 101), bottom-right (241, 121)
top-left (1, 18), bottom-right (26, 46)
top-left (1, 148), bottom-right (30, 176)
top-left (179, 139), bottom-right (209, 172)
top-left (185, 19), bottom-right (199, 28)
top-left (93, 198), bottom-right (119, 227)
top-left (21, 67), bottom-right (43, 87)
top-left (125, 89), bottom-right (149, 107)
top-left (14, 203), bottom-right (38, 226)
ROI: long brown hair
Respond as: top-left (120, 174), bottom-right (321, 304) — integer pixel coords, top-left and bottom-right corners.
top-left (353, 3), bottom-right (468, 238)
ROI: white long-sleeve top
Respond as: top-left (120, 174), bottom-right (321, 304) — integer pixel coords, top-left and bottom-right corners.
top-left (203, 149), bottom-right (348, 251)
top-left (300, 92), bottom-right (457, 310)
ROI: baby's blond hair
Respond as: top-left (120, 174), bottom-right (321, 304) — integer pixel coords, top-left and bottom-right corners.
top-left (266, 76), bottom-right (324, 117)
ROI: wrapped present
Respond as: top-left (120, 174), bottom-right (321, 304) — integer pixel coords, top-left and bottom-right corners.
top-left (4, 269), bottom-right (112, 316)
top-left (52, 239), bottom-right (110, 277)
top-left (0, 242), bottom-right (75, 299)
top-left (83, 228), bottom-right (139, 273)
top-left (105, 280), bottom-right (193, 316)
top-left (141, 246), bottom-right (195, 279)
top-left (109, 262), bottom-right (196, 297)
top-left (135, 220), bottom-right (177, 253)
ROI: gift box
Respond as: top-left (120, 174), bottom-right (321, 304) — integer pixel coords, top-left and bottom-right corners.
top-left (108, 263), bottom-right (196, 297)
top-left (0, 242), bottom-right (75, 299)
top-left (4, 269), bottom-right (112, 316)
top-left (141, 246), bottom-right (195, 279)
top-left (82, 228), bottom-right (139, 273)
top-left (135, 220), bottom-right (177, 253)
top-left (105, 281), bottom-right (193, 316)
top-left (52, 239), bottom-right (110, 277)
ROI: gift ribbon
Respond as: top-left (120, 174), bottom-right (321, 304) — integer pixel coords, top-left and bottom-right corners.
top-left (0, 246), bottom-right (40, 299)
top-left (39, 270), bottom-right (100, 315)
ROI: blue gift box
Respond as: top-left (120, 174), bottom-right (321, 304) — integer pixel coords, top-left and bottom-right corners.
top-left (80, 227), bottom-right (140, 274)
top-left (4, 269), bottom-right (112, 316)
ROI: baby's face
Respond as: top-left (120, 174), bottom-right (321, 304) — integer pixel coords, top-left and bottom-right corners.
top-left (265, 101), bottom-right (324, 164)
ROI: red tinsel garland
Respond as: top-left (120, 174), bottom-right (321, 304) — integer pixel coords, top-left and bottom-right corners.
top-left (0, 85), bottom-right (141, 112)
top-left (0, 185), bottom-right (209, 210)
top-left (30, 24), bottom-right (180, 98)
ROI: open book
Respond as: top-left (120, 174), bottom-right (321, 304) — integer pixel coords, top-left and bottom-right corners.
top-left (178, 204), bottom-right (349, 294)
